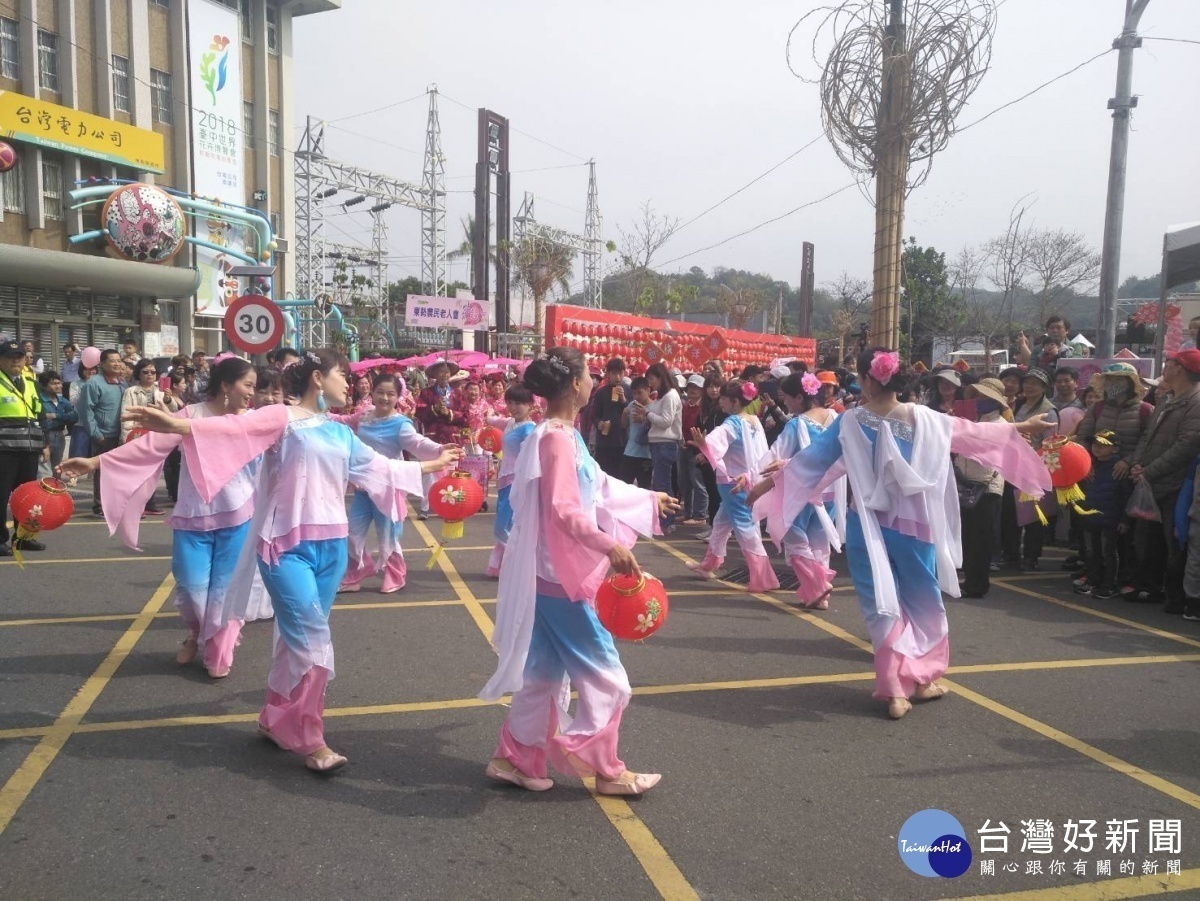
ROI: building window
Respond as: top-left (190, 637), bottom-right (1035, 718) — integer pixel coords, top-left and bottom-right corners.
top-left (112, 56), bottom-right (130, 112)
top-left (268, 109), bottom-right (280, 157)
top-left (2, 152), bottom-right (22, 213)
top-left (240, 0), bottom-right (253, 44)
top-left (266, 4), bottom-right (279, 53)
top-left (150, 0), bottom-right (170, 7)
top-left (42, 159), bottom-right (63, 219)
top-left (37, 30), bottom-right (59, 93)
top-left (0, 17), bottom-right (18, 81)
top-left (151, 69), bottom-right (172, 125)
top-left (243, 101), bottom-right (254, 144)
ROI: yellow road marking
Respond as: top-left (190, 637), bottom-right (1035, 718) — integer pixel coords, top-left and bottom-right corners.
top-left (942, 677), bottom-right (1200, 810)
top-left (0, 573), bottom-right (175, 836)
top-left (413, 521), bottom-right (699, 901)
top-left (0, 555), bottom-right (171, 566)
top-left (992, 579), bottom-right (1200, 651)
top-left (0, 612), bottom-right (174, 628)
top-left (940, 868), bottom-right (1200, 900)
top-left (408, 518), bottom-right (496, 641)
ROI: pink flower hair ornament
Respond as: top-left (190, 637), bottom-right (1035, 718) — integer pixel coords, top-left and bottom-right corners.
top-left (740, 381), bottom-right (758, 402)
top-left (868, 351), bottom-right (901, 385)
top-left (801, 372), bottom-right (821, 396)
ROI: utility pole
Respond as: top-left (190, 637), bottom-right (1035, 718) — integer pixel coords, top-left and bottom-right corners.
top-left (1097, 0), bottom-right (1150, 358)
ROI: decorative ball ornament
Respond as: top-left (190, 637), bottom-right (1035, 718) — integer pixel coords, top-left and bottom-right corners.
top-left (0, 140), bottom-right (16, 173)
top-left (1036, 436), bottom-right (1096, 516)
top-left (101, 183), bottom-right (187, 263)
top-left (476, 426), bottom-right (504, 455)
top-left (425, 470), bottom-right (485, 567)
top-left (10, 478), bottom-right (74, 566)
top-left (596, 573), bottom-right (669, 641)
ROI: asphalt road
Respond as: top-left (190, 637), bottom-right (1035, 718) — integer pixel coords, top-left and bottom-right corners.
top-left (2, 492), bottom-right (1200, 901)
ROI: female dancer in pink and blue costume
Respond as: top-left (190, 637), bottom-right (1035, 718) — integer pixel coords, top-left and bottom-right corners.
top-left (685, 379), bottom-right (780, 592)
top-left (61, 358), bottom-right (266, 679)
top-left (758, 371), bottom-right (846, 609)
top-left (484, 383), bottom-right (536, 578)
top-left (481, 348), bottom-right (680, 795)
top-left (122, 350), bottom-right (459, 771)
top-left (335, 373), bottom-right (452, 594)
top-left (749, 349), bottom-right (1052, 719)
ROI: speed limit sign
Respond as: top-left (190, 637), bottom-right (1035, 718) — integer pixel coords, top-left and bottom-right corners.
top-left (223, 295), bottom-right (285, 354)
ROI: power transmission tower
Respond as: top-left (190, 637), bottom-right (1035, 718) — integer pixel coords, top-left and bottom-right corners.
top-left (1096, 0), bottom-right (1151, 358)
top-left (294, 116), bottom-right (327, 311)
top-left (422, 86), bottom-right (447, 299)
top-left (584, 159), bottom-right (603, 308)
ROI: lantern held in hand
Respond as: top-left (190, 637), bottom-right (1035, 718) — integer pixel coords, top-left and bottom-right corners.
top-left (596, 573), bottom-right (669, 641)
top-left (476, 426), bottom-right (504, 455)
top-left (1038, 436), bottom-right (1095, 515)
top-left (425, 470), bottom-right (485, 567)
top-left (10, 478), bottom-right (74, 566)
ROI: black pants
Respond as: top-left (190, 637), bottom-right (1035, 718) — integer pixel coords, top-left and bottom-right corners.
top-left (1081, 525), bottom-right (1120, 591)
top-left (960, 493), bottom-right (1000, 596)
top-left (620, 455), bottom-right (652, 488)
top-left (593, 446), bottom-right (625, 481)
top-left (1138, 490), bottom-right (1184, 604)
top-left (164, 448), bottom-right (181, 501)
top-left (92, 436), bottom-right (116, 511)
top-left (1001, 483), bottom-right (1044, 563)
top-left (702, 461), bottom-right (720, 524)
top-left (0, 450), bottom-right (41, 545)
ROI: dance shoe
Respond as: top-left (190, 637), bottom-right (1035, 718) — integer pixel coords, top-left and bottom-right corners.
top-left (913, 682), bottom-right (949, 702)
top-left (887, 698), bottom-right (912, 719)
top-left (594, 772), bottom-right (661, 796)
top-left (685, 561), bottom-right (717, 581)
top-left (207, 666), bottom-right (231, 679)
top-left (337, 581), bottom-right (362, 593)
top-left (485, 759), bottom-right (554, 792)
top-left (305, 748), bottom-right (348, 773)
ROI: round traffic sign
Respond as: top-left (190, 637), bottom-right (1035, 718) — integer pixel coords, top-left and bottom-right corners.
top-left (223, 295), bottom-right (285, 354)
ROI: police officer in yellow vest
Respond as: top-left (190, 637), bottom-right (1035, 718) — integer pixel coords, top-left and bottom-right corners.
top-left (0, 340), bottom-right (47, 556)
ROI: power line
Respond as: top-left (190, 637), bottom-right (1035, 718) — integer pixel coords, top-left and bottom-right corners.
top-left (958, 48), bottom-right (1116, 132)
top-left (439, 91), bottom-right (589, 163)
top-left (672, 134), bottom-right (825, 236)
top-left (323, 123), bottom-right (421, 156)
top-left (1143, 36), bottom-right (1200, 46)
top-left (326, 91), bottom-right (427, 124)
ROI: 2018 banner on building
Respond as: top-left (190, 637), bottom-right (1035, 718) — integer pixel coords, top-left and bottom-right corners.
top-left (188, 0), bottom-right (246, 317)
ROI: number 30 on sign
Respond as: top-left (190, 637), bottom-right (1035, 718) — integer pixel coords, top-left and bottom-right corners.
top-left (223, 295), bottom-right (285, 354)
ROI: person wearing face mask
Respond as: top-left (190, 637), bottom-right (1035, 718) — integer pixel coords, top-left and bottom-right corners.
top-left (1001, 368), bottom-right (1059, 571)
top-left (954, 379), bottom-right (1012, 597)
top-left (1073, 364), bottom-right (1153, 479)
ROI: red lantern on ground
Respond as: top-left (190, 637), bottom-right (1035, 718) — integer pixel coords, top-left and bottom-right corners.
top-left (595, 573), bottom-right (669, 641)
top-left (476, 426), bottom-right (504, 455)
top-left (1037, 436), bottom-right (1093, 513)
top-left (9, 478), bottom-right (74, 565)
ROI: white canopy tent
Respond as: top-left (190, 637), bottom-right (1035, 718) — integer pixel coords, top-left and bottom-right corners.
top-left (1154, 221), bottom-right (1200, 371)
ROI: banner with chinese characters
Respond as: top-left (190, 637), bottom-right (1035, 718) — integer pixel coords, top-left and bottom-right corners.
top-left (405, 295), bottom-right (491, 330)
top-left (187, 0), bottom-right (246, 317)
top-left (0, 90), bottom-right (164, 172)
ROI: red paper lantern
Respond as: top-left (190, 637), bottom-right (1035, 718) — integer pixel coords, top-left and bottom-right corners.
top-left (476, 426), bottom-right (504, 455)
top-left (428, 470), bottom-right (485, 541)
top-left (595, 573), bottom-right (669, 641)
top-left (1038, 436), bottom-right (1093, 512)
top-left (10, 478), bottom-right (74, 564)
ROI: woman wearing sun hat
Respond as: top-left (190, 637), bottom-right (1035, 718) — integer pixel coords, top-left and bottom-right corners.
top-left (1073, 362), bottom-right (1153, 475)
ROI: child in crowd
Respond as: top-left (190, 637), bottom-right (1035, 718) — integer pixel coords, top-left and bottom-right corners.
top-left (1074, 430), bottom-right (1131, 600)
top-left (620, 377), bottom-right (653, 488)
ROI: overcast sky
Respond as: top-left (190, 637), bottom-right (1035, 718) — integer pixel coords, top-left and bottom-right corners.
top-left (293, 0), bottom-right (1200, 297)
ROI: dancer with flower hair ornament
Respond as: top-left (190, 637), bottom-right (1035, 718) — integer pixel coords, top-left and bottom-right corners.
top-left (687, 379), bottom-right (780, 592)
top-left (755, 370), bottom-right (847, 608)
top-left (748, 348), bottom-right (1054, 719)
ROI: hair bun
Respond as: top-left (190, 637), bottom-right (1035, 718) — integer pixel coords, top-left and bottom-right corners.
top-left (523, 358), bottom-right (568, 399)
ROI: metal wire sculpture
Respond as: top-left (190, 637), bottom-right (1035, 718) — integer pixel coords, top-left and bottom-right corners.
top-left (788, 0), bottom-right (997, 347)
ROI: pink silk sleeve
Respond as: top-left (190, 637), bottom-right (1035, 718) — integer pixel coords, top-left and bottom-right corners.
top-left (182, 404), bottom-right (290, 504)
top-left (541, 427), bottom-right (617, 558)
top-left (346, 432), bottom-right (425, 521)
top-left (950, 417), bottom-right (1052, 496)
top-left (100, 430), bottom-right (183, 550)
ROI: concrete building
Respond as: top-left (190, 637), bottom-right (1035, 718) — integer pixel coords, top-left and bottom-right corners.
top-left (0, 0), bottom-right (338, 372)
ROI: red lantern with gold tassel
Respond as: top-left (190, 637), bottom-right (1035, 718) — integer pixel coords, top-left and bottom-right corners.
top-left (10, 478), bottom-right (74, 566)
top-left (595, 573), bottom-right (669, 641)
top-left (1037, 436), bottom-right (1096, 515)
top-left (425, 470), bottom-right (485, 567)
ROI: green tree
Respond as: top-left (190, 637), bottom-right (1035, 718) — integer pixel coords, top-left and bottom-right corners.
top-left (511, 234), bottom-right (576, 339)
top-left (900, 238), bottom-right (963, 364)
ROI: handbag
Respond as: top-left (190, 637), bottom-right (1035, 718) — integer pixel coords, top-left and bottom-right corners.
top-left (956, 474), bottom-right (989, 510)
